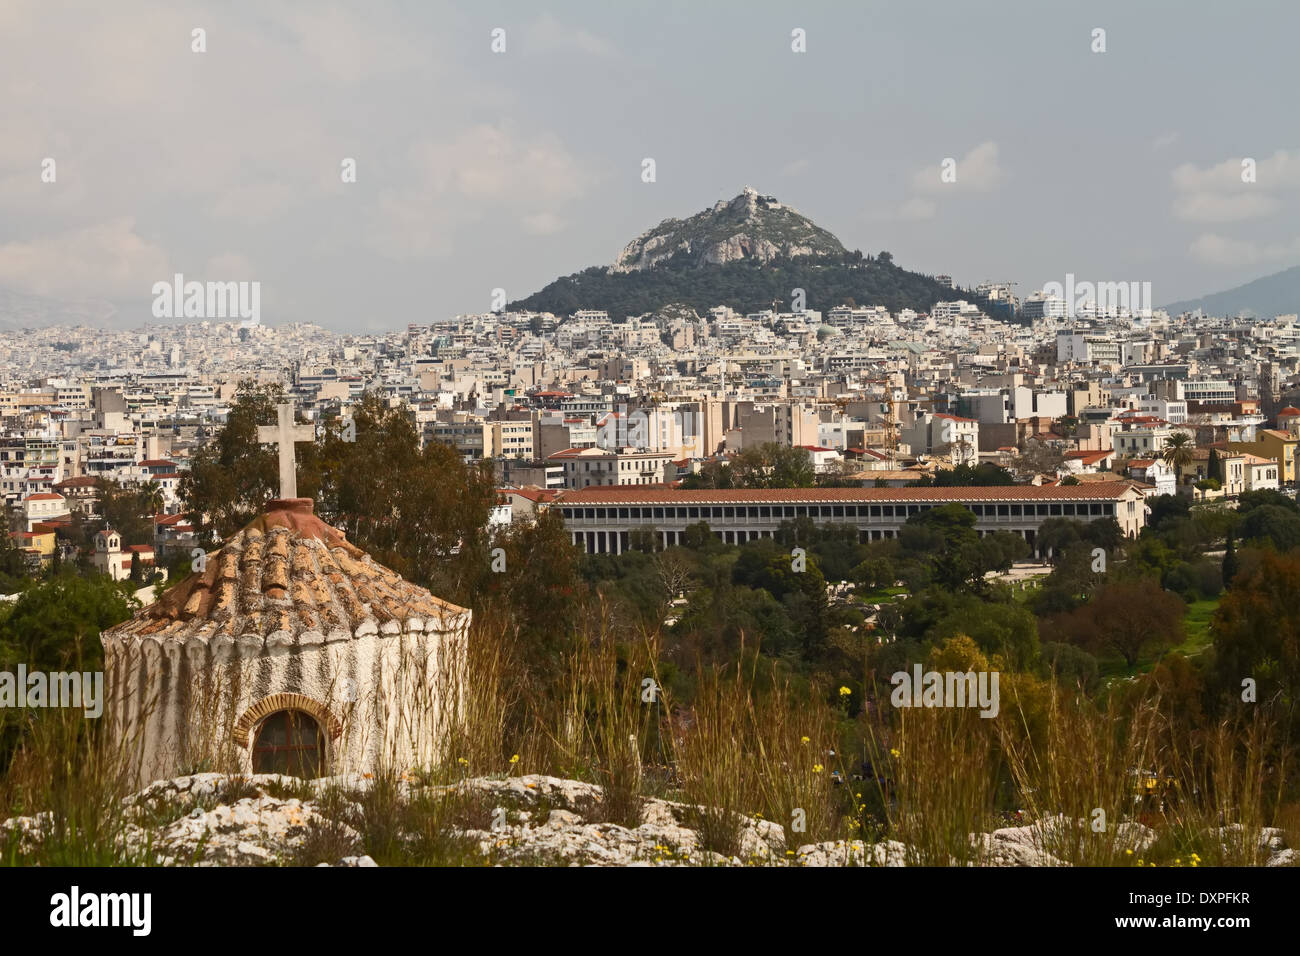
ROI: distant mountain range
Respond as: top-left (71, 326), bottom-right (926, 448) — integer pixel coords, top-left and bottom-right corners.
top-left (1162, 264), bottom-right (1300, 319)
top-left (510, 187), bottom-right (961, 321)
top-left (0, 287), bottom-right (120, 331)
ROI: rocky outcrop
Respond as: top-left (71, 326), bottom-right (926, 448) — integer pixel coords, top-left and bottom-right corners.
top-left (612, 187), bottom-right (846, 272)
top-left (3, 773), bottom-right (1294, 867)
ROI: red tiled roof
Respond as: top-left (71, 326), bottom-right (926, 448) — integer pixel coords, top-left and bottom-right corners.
top-left (103, 499), bottom-right (468, 645)
top-left (54, 476), bottom-right (101, 489)
top-left (556, 483), bottom-right (1141, 505)
top-left (505, 488), bottom-right (560, 502)
top-left (1064, 449), bottom-right (1113, 462)
top-left (23, 492), bottom-right (64, 501)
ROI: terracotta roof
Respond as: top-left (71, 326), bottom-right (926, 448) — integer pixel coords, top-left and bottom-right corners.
top-left (1279, 406), bottom-right (1300, 416)
top-left (1064, 449), bottom-right (1114, 461)
top-left (505, 488), bottom-right (560, 503)
top-left (556, 483), bottom-right (1141, 504)
top-left (23, 492), bottom-right (64, 501)
top-left (102, 499), bottom-right (468, 647)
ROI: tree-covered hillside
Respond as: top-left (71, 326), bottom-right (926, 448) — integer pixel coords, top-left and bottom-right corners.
top-left (509, 252), bottom-right (960, 321)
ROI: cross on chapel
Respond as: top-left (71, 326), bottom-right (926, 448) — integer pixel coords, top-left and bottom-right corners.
top-left (258, 402), bottom-right (315, 499)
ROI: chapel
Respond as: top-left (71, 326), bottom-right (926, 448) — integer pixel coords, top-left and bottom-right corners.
top-left (100, 404), bottom-right (471, 783)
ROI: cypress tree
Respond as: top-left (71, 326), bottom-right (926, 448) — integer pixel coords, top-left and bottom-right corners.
top-left (1222, 531), bottom-right (1239, 589)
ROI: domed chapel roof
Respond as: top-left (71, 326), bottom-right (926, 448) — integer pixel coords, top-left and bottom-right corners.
top-left (102, 498), bottom-right (468, 649)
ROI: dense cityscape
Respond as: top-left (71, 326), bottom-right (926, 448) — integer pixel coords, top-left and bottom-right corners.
top-left (1, 2), bottom-right (1296, 934)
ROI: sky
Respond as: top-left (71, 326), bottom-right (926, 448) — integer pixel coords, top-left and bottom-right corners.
top-left (2, 0), bottom-right (1299, 331)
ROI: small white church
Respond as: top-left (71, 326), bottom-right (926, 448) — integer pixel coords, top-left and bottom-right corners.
top-left (92, 528), bottom-right (158, 582)
top-left (100, 403), bottom-right (472, 783)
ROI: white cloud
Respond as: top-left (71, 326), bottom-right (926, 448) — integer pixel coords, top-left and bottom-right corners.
top-left (204, 252), bottom-right (257, 279)
top-left (912, 141), bottom-right (1001, 194)
top-left (0, 218), bottom-right (171, 299)
top-left (522, 212), bottom-right (566, 235)
top-left (206, 182), bottom-right (298, 225)
top-left (266, 3), bottom-right (428, 85)
top-left (1172, 149), bottom-right (1300, 223)
top-left (414, 125), bottom-right (584, 204)
top-left (531, 14), bottom-right (615, 58)
top-left (1189, 232), bottom-right (1300, 267)
top-left (897, 197), bottom-right (937, 221)
top-left (1173, 191), bottom-right (1278, 223)
top-left (366, 124), bottom-right (588, 259)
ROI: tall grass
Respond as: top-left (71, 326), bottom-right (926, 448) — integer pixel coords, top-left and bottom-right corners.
top-left (1, 707), bottom-right (151, 865)
top-left (864, 700), bottom-right (997, 865)
top-left (544, 604), bottom-right (657, 827)
top-left (995, 684), bottom-right (1161, 866)
top-left (2, 601), bottom-right (1296, 867)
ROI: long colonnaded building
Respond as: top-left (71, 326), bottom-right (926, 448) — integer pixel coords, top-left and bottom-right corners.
top-left (553, 482), bottom-right (1147, 554)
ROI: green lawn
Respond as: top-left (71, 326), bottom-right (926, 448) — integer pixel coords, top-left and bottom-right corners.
top-left (855, 586), bottom-right (907, 603)
top-left (1097, 596), bottom-right (1221, 680)
top-left (1176, 597), bottom-right (1219, 657)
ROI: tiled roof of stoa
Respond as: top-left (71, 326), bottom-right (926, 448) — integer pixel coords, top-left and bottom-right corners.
top-left (555, 482), bottom-right (1143, 504)
top-left (102, 498), bottom-right (468, 649)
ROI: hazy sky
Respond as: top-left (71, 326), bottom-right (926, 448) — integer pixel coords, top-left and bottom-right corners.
top-left (2, 0), bottom-right (1298, 331)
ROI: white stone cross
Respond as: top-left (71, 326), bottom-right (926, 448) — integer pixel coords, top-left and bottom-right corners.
top-left (258, 402), bottom-right (315, 499)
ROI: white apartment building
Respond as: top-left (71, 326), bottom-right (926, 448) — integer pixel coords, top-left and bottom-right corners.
top-left (901, 412), bottom-right (979, 465)
top-left (546, 447), bottom-right (674, 489)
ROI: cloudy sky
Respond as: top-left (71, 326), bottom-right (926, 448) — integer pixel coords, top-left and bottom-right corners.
top-left (2, 0), bottom-right (1298, 330)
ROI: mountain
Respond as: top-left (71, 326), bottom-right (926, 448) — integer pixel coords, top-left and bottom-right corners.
top-left (1162, 264), bottom-right (1300, 319)
top-left (0, 286), bottom-right (120, 331)
top-left (509, 187), bottom-right (959, 321)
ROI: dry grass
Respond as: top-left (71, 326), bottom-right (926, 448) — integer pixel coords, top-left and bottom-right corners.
top-left (2, 603), bottom-right (1296, 867)
top-left (995, 685), bottom-right (1161, 866)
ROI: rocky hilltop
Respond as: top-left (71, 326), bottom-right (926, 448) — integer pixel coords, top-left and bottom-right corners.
top-left (510, 188), bottom-right (956, 320)
top-left (612, 187), bottom-right (847, 272)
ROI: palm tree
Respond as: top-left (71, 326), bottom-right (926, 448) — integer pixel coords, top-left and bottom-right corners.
top-left (141, 480), bottom-right (165, 516)
top-left (1161, 432), bottom-right (1195, 478)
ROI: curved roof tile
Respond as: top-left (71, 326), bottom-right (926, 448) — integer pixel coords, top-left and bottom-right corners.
top-left (103, 498), bottom-right (467, 645)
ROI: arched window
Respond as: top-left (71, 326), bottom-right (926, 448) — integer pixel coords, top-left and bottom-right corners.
top-left (252, 710), bottom-right (325, 777)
